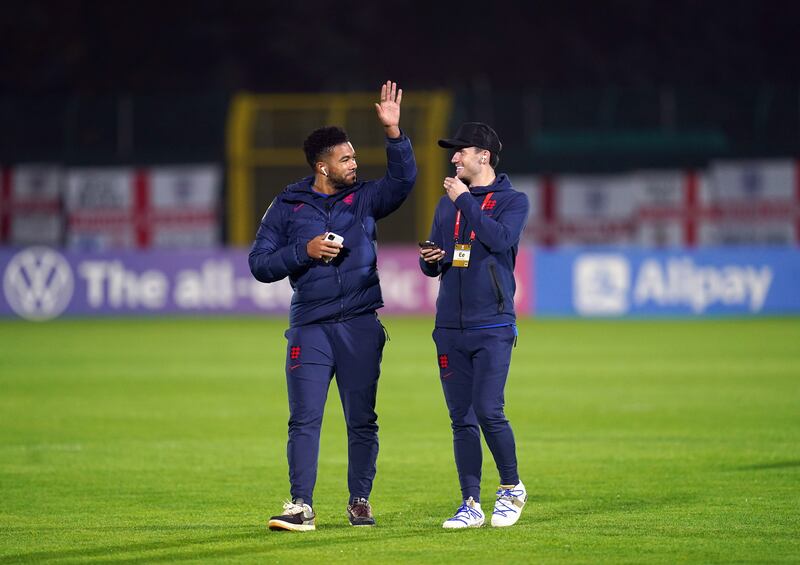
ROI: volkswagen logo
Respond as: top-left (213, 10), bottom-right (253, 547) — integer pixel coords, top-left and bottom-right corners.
top-left (3, 247), bottom-right (74, 321)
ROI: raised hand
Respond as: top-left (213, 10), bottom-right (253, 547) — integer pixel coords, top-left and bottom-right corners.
top-left (374, 80), bottom-right (402, 139)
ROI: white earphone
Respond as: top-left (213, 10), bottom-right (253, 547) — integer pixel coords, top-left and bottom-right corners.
top-left (321, 166), bottom-right (328, 176)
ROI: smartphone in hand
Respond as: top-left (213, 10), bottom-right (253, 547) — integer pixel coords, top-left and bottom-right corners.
top-left (323, 232), bottom-right (344, 263)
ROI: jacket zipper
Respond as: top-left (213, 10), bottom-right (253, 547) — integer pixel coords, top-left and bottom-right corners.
top-left (326, 203), bottom-right (345, 320)
top-left (488, 262), bottom-right (505, 313)
top-left (457, 211), bottom-right (464, 330)
top-left (458, 266), bottom-right (464, 329)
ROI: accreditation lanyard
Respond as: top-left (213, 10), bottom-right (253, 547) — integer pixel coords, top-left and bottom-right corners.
top-left (453, 192), bottom-right (494, 243)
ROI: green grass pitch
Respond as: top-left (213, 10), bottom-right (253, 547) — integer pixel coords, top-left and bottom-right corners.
top-left (1, 316), bottom-right (798, 563)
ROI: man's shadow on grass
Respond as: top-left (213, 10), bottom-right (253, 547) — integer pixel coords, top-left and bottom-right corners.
top-left (0, 523), bottom-right (424, 563)
top-left (3, 491), bottom-right (713, 563)
top-left (733, 459), bottom-right (800, 471)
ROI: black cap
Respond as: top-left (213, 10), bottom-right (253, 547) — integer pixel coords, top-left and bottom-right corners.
top-left (438, 122), bottom-right (502, 154)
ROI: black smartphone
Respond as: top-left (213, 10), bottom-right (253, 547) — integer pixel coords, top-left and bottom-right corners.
top-left (418, 240), bottom-right (438, 249)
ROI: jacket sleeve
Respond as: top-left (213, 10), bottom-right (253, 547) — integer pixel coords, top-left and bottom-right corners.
top-left (249, 198), bottom-right (314, 283)
top-left (419, 205), bottom-right (444, 277)
top-left (454, 191), bottom-right (530, 252)
top-left (366, 133), bottom-right (418, 220)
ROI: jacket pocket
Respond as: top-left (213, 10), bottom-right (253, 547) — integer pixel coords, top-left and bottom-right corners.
top-left (487, 262), bottom-right (505, 313)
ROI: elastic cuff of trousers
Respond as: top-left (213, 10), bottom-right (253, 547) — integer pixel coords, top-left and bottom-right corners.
top-left (462, 491), bottom-right (480, 503)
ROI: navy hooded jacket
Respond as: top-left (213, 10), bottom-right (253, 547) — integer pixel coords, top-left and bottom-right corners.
top-left (249, 134), bottom-right (417, 327)
top-left (420, 174), bottom-right (529, 329)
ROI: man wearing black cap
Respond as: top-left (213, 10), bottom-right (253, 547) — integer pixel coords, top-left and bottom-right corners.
top-left (419, 122), bottom-right (529, 529)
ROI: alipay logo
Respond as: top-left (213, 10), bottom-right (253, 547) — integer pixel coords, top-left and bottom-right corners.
top-left (573, 254), bottom-right (631, 315)
top-left (633, 258), bottom-right (772, 313)
top-left (3, 247), bottom-right (74, 321)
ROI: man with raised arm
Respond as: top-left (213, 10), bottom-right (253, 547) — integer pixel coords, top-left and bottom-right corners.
top-left (250, 81), bottom-right (416, 531)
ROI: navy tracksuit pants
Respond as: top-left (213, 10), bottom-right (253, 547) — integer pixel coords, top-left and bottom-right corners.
top-left (433, 325), bottom-right (520, 503)
top-left (284, 312), bottom-right (386, 507)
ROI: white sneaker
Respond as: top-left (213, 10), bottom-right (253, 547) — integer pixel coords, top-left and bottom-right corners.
top-left (491, 481), bottom-right (527, 527)
top-left (442, 496), bottom-right (485, 529)
top-left (268, 499), bottom-right (316, 531)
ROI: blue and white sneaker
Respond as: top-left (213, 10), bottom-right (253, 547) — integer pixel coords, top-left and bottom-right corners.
top-left (491, 481), bottom-right (527, 527)
top-left (442, 496), bottom-right (485, 529)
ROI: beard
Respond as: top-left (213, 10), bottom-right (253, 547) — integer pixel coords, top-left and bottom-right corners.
top-left (331, 171), bottom-right (357, 189)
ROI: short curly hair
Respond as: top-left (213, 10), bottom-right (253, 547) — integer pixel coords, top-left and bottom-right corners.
top-left (303, 126), bottom-right (350, 169)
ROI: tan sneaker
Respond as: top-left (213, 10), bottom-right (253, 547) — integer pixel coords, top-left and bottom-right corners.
top-left (268, 499), bottom-right (316, 531)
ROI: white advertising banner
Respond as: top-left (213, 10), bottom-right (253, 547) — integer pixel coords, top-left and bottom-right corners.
top-left (632, 170), bottom-right (686, 209)
top-left (698, 222), bottom-right (796, 246)
top-left (512, 175), bottom-right (543, 243)
top-left (631, 170), bottom-right (685, 247)
top-left (7, 165), bottom-right (63, 246)
top-left (65, 167), bottom-right (134, 211)
top-left (558, 175), bottom-right (638, 219)
top-left (65, 168), bottom-right (135, 250)
top-left (64, 166), bottom-right (221, 250)
top-left (707, 159), bottom-right (795, 202)
top-left (701, 159), bottom-right (797, 245)
top-left (519, 162), bottom-right (797, 247)
top-left (553, 175), bottom-right (637, 245)
top-left (12, 165), bottom-right (62, 201)
top-left (148, 166), bottom-right (220, 248)
top-left (150, 166), bottom-right (219, 209)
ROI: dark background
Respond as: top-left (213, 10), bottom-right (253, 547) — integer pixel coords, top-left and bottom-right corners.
top-left (3, 0), bottom-right (799, 94)
top-left (2, 0), bottom-right (800, 170)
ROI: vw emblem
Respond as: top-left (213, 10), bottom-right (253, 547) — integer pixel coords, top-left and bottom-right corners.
top-left (3, 247), bottom-right (74, 321)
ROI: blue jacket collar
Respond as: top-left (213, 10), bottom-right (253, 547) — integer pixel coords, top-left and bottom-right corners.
top-left (283, 176), bottom-right (361, 203)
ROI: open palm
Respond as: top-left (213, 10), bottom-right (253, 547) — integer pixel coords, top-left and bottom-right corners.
top-left (374, 80), bottom-right (402, 128)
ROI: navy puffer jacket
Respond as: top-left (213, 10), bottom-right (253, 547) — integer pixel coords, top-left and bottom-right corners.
top-left (249, 134), bottom-right (417, 327)
top-left (420, 174), bottom-right (529, 329)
